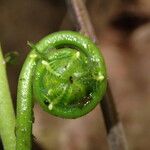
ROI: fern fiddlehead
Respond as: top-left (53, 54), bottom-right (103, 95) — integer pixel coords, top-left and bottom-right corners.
top-left (16, 31), bottom-right (107, 150)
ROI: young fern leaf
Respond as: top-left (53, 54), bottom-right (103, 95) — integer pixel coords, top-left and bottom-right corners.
top-left (16, 31), bottom-right (107, 150)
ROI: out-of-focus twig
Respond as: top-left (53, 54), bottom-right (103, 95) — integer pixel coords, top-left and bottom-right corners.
top-left (66, 0), bottom-right (128, 150)
top-left (66, 0), bottom-right (96, 41)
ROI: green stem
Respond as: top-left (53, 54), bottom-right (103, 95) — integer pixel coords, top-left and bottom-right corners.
top-left (16, 51), bottom-right (37, 150)
top-left (0, 46), bottom-right (16, 150)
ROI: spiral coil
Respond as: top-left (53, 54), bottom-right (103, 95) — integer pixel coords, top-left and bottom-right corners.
top-left (16, 31), bottom-right (107, 149)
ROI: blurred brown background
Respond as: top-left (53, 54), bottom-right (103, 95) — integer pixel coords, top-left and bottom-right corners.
top-left (0, 0), bottom-right (150, 150)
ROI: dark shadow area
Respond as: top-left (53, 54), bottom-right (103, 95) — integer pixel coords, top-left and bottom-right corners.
top-left (110, 12), bottom-right (150, 33)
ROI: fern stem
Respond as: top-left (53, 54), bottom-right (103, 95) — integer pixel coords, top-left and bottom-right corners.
top-left (0, 46), bottom-right (16, 150)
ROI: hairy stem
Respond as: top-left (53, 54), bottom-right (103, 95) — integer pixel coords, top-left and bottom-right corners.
top-left (0, 46), bottom-right (16, 150)
top-left (16, 51), bottom-right (37, 150)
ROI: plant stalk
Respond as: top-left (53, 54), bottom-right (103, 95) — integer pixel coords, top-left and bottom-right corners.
top-left (0, 46), bottom-right (16, 150)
